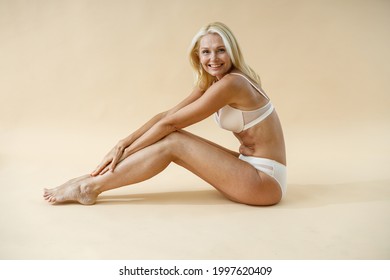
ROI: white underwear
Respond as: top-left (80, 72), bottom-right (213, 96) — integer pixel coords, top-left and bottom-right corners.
top-left (239, 155), bottom-right (287, 197)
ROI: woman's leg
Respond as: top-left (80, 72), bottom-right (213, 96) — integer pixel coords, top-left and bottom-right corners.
top-left (43, 130), bottom-right (282, 205)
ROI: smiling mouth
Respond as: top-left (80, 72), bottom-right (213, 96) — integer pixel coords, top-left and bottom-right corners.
top-left (208, 64), bottom-right (223, 69)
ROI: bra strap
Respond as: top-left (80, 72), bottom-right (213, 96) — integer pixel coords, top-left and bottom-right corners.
top-left (242, 102), bottom-right (274, 131)
top-left (229, 73), bottom-right (269, 100)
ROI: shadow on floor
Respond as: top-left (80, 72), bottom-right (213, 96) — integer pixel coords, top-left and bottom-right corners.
top-left (87, 180), bottom-right (390, 207)
top-left (97, 189), bottom-right (232, 206)
top-left (278, 180), bottom-right (390, 209)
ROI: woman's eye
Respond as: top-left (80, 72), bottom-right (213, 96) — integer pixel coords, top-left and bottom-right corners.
top-left (201, 50), bottom-right (209, 54)
top-left (218, 49), bottom-right (225, 53)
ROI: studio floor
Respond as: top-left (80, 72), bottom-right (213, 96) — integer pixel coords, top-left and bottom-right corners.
top-left (0, 126), bottom-right (389, 260)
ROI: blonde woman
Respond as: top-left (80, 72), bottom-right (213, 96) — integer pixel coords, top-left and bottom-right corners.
top-left (44, 22), bottom-right (286, 206)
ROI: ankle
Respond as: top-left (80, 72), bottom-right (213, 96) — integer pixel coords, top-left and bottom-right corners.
top-left (80, 177), bottom-right (102, 195)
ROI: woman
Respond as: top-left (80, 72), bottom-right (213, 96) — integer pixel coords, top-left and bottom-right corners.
top-left (44, 22), bottom-right (286, 206)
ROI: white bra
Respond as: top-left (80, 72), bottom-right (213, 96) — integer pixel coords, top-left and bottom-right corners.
top-left (214, 73), bottom-right (274, 133)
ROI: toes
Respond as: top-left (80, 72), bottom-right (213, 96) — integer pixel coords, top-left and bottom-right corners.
top-left (43, 188), bottom-right (51, 195)
top-left (43, 188), bottom-right (56, 203)
top-left (43, 192), bottom-right (52, 199)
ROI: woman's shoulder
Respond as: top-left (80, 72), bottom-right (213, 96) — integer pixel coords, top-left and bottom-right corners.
top-left (224, 71), bottom-right (267, 97)
top-left (217, 71), bottom-right (246, 87)
top-left (208, 74), bottom-right (243, 95)
top-left (219, 71), bottom-right (256, 94)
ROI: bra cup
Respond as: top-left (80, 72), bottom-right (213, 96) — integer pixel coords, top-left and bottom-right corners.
top-left (216, 106), bottom-right (244, 133)
top-left (215, 102), bottom-right (273, 133)
top-left (214, 73), bottom-right (274, 133)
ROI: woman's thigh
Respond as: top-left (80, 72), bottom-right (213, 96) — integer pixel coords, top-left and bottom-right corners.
top-left (168, 131), bottom-right (282, 205)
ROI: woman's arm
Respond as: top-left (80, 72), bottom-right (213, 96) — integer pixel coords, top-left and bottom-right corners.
top-left (91, 87), bottom-right (204, 176)
top-left (120, 87), bottom-right (204, 147)
top-left (109, 76), bottom-right (240, 171)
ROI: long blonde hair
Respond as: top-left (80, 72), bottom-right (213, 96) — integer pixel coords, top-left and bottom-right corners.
top-left (189, 22), bottom-right (261, 90)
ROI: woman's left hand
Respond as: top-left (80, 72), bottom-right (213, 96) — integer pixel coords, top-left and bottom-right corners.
top-left (91, 140), bottom-right (130, 176)
top-left (107, 143), bottom-right (131, 173)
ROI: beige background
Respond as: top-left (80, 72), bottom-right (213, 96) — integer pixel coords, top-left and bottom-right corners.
top-left (1, 0), bottom-right (389, 259)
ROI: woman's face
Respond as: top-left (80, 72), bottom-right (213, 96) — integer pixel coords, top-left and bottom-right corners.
top-left (198, 33), bottom-right (232, 80)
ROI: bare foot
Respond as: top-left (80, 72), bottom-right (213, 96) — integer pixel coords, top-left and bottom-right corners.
top-left (44, 176), bottom-right (99, 205)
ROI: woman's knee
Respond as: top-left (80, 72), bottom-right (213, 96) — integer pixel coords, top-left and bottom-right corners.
top-left (163, 130), bottom-right (187, 144)
top-left (159, 130), bottom-right (186, 155)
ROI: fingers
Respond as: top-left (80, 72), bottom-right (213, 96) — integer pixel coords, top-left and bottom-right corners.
top-left (108, 146), bottom-right (132, 173)
top-left (91, 159), bottom-right (111, 176)
top-left (109, 146), bottom-right (124, 172)
top-left (91, 142), bottom-right (130, 176)
top-left (99, 166), bottom-right (110, 175)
